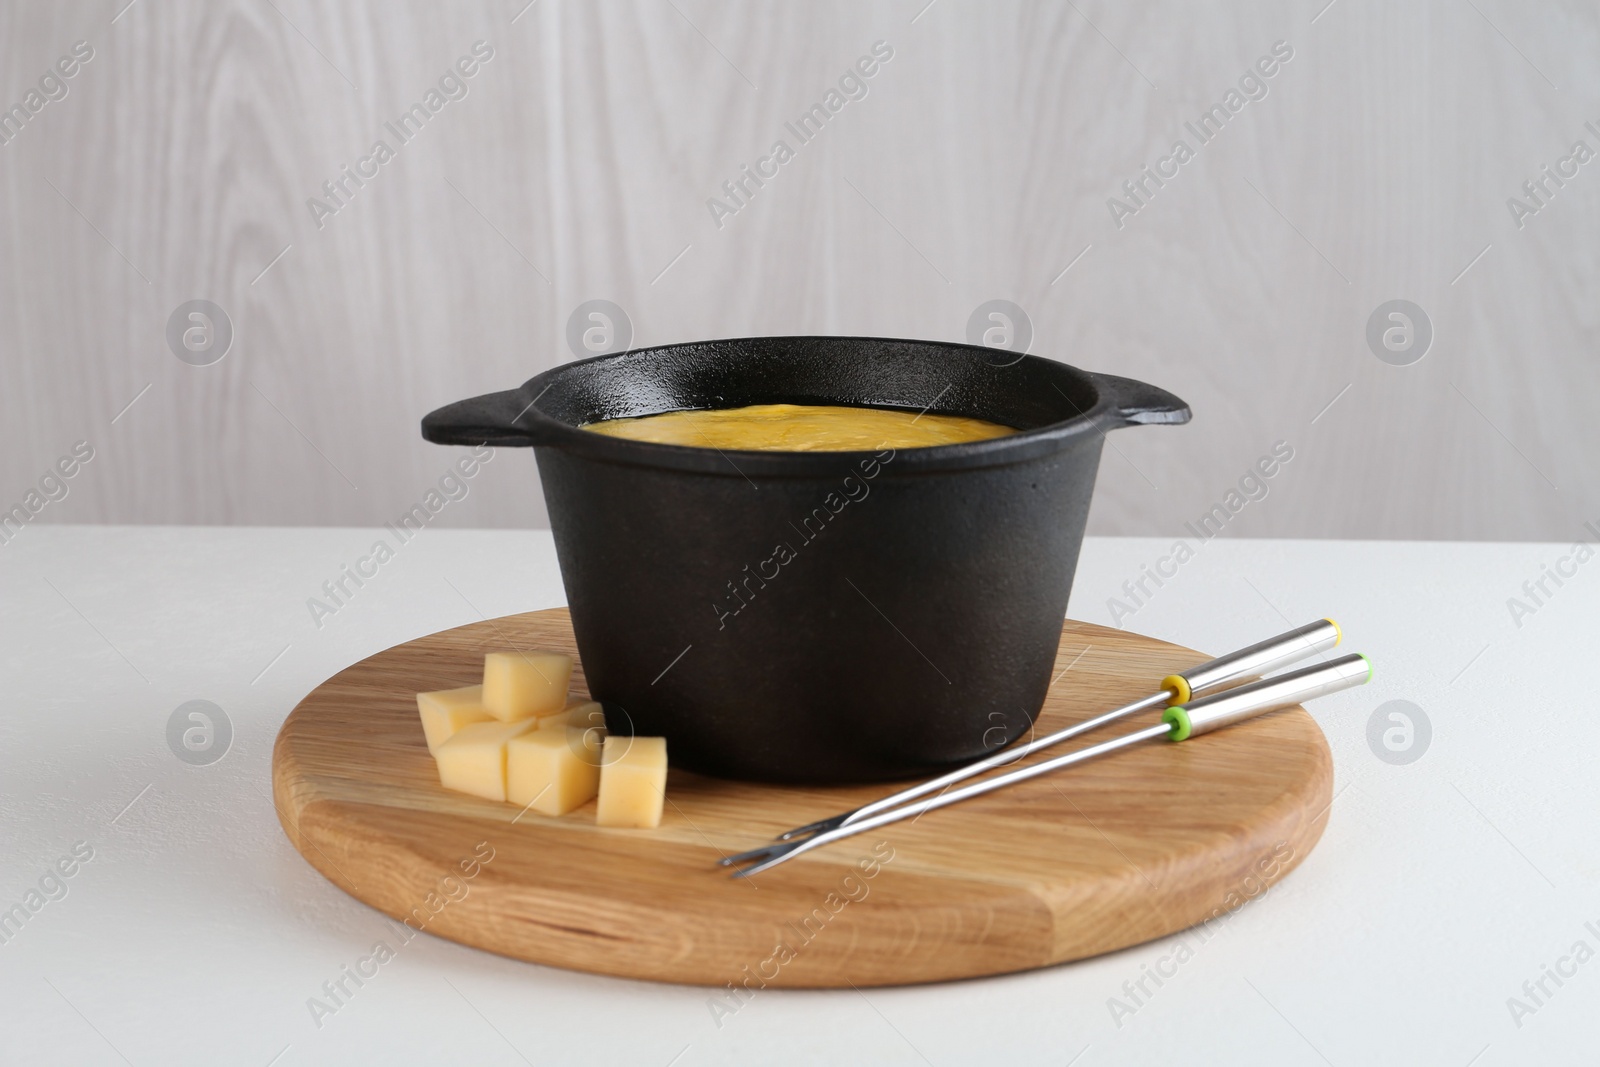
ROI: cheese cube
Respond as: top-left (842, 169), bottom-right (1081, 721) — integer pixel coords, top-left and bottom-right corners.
top-left (434, 718), bottom-right (539, 801)
top-left (596, 736), bottom-right (667, 828)
top-left (482, 650), bottom-right (572, 721)
top-left (507, 727), bottom-right (602, 815)
top-left (539, 699), bottom-right (605, 734)
top-left (416, 685), bottom-right (494, 754)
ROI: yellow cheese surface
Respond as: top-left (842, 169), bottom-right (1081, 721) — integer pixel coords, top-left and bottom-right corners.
top-left (482, 650), bottom-right (572, 721)
top-left (434, 718), bottom-right (540, 802)
top-left (416, 685), bottom-right (494, 755)
top-left (507, 727), bottom-right (602, 815)
top-left (596, 736), bottom-right (668, 828)
top-left (583, 403), bottom-right (1017, 452)
top-left (539, 700), bottom-right (605, 734)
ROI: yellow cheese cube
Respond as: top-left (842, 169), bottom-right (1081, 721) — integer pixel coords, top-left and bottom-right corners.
top-left (416, 685), bottom-right (494, 755)
top-left (539, 699), bottom-right (605, 733)
top-left (482, 650), bottom-right (572, 721)
top-left (434, 718), bottom-right (539, 801)
top-left (507, 727), bottom-right (602, 815)
top-left (596, 736), bottom-right (667, 828)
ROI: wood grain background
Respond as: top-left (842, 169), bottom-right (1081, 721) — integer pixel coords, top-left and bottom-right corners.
top-left (1, 0), bottom-right (1596, 541)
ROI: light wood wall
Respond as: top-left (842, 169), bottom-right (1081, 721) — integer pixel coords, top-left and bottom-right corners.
top-left (2, 0), bottom-right (1596, 542)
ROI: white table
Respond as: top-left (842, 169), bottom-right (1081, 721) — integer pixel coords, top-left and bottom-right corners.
top-left (0, 527), bottom-right (1591, 1066)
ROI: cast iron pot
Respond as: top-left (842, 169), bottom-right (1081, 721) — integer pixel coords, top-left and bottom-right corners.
top-left (423, 336), bottom-right (1189, 784)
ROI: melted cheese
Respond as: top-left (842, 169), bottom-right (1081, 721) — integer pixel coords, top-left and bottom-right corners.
top-left (583, 403), bottom-right (1016, 452)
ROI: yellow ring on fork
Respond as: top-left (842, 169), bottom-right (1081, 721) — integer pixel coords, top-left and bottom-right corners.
top-left (1160, 674), bottom-right (1192, 704)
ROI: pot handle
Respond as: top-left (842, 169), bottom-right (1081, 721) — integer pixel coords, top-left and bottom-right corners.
top-left (421, 388), bottom-right (550, 447)
top-left (1093, 372), bottom-right (1192, 428)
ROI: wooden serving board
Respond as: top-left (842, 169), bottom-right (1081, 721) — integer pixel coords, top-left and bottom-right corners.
top-left (272, 609), bottom-right (1332, 988)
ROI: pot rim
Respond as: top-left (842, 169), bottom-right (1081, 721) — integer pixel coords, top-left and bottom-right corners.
top-left (426, 335), bottom-right (1190, 477)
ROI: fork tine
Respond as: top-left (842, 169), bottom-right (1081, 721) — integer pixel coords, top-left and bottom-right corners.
top-left (776, 814), bottom-right (847, 840)
top-left (728, 838), bottom-right (812, 878)
top-left (716, 841), bottom-right (792, 867)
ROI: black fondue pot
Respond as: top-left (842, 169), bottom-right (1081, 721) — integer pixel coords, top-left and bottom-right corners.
top-left (423, 336), bottom-right (1189, 783)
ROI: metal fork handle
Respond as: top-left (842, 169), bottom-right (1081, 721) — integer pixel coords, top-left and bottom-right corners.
top-left (732, 653), bottom-right (1372, 877)
top-left (733, 723), bottom-right (1174, 876)
top-left (1164, 618), bottom-right (1340, 702)
top-left (826, 689), bottom-right (1168, 833)
top-left (773, 689), bottom-right (1166, 843)
top-left (739, 692), bottom-right (1166, 858)
top-left (794, 618), bottom-right (1340, 839)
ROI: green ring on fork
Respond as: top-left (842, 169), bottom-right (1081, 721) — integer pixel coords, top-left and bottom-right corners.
top-left (1161, 705), bottom-right (1192, 742)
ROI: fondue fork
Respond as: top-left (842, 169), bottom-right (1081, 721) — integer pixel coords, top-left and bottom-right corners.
top-left (725, 653), bottom-right (1371, 877)
top-left (721, 618), bottom-right (1342, 869)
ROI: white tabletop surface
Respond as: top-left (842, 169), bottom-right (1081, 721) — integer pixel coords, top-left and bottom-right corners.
top-left (0, 526), bottom-right (1592, 1066)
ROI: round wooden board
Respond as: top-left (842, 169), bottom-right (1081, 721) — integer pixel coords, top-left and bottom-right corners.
top-left (272, 608), bottom-right (1332, 989)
